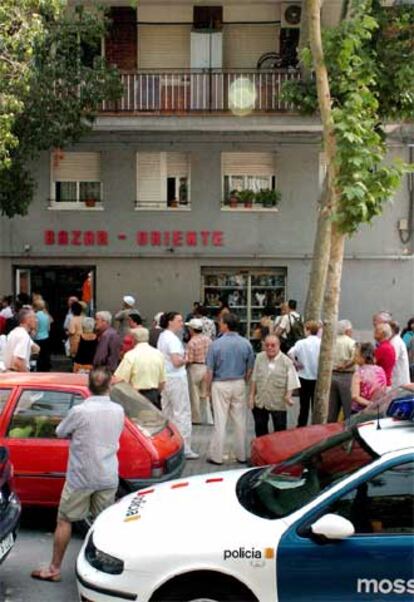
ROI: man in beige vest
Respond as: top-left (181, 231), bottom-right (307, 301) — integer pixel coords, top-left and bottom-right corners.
top-left (249, 334), bottom-right (299, 437)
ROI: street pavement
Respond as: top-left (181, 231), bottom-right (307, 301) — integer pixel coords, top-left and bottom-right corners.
top-left (0, 393), bottom-right (300, 602)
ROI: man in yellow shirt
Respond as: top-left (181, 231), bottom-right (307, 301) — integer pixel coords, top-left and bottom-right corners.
top-left (114, 328), bottom-right (166, 408)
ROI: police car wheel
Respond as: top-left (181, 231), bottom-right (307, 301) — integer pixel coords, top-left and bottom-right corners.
top-left (151, 576), bottom-right (257, 602)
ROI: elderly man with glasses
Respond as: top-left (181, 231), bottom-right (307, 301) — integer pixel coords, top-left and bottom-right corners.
top-left (249, 334), bottom-right (300, 437)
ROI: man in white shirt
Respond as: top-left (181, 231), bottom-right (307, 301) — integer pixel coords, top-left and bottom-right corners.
top-left (390, 321), bottom-right (410, 387)
top-left (157, 312), bottom-right (198, 459)
top-left (3, 309), bottom-right (39, 372)
top-left (0, 296), bottom-right (13, 320)
top-left (288, 320), bottom-right (321, 427)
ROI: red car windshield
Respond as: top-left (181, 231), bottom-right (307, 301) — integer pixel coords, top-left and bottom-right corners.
top-left (237, 429), bottom-right (378, 519)
top-left (110, 382), bottom-right (167, 436)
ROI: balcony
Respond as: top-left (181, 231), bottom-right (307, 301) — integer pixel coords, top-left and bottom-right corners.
top-left (100, 69), bottom-right (300, 115)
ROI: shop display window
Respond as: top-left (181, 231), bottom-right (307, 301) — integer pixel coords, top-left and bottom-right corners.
top-left (201, 268), bottom-right (286, 341)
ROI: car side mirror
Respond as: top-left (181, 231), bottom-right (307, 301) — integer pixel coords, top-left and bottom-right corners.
top-left (310, 514), bottom-right (355, 542)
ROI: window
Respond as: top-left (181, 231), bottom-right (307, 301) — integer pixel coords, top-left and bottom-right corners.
top-left (193, 6), bottom-right (223, 30)
top-left (329, 461), bottom-right (414, 534)
top-left (8, 390), bottom-right (84, 439)
top-left (51, 152), bottom-right (103, 209)
top-left (0, 389), bottom-right (11, 415)
top-left (201, 268), bottom-right (286, 342)
top-left (222, 152), bottom-right (278, 209)
top-left (136, 152), bottom-right (190, 210)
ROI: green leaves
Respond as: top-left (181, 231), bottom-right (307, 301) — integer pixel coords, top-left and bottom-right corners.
top-left (0, 2), bottom-right (122, 216)
top-left (282, 0), bottom-right (413, 236)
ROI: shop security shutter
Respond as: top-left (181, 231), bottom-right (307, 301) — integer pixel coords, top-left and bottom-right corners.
top-left (222, 152), bottom-right (276, 176)
top-left (53, 152), bottom-right (101, 182)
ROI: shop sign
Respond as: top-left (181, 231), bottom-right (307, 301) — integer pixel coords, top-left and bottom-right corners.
top-left (43, 229), bottom-right (224, 247)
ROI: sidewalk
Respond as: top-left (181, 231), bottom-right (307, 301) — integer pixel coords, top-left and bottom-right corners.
top-left (183, 397), bottom-right (300, 477)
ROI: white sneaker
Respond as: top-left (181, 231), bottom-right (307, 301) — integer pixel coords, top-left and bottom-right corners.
top-left (185, 449), bottom-right (200, 460)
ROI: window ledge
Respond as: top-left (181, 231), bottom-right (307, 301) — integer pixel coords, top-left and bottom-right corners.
top-left (134, 206), bottom-right (191, 212)
top-left (48, 203), bottom-right (104, 211)
top-left (221, 206), bottom-right (279, 212)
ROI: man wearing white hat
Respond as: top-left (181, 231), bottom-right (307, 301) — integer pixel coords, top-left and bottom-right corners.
top-left (185, 318), bottom-right (213, 425)
top-left (115, 295), bottom-right (136, 336)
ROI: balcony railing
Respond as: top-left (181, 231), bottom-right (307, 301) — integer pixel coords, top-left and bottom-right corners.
top-left (101, 69), bottom-right (300, 114)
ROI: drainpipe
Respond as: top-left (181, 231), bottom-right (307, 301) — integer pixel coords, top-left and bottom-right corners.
top-left (398, 146), bottom-right (414, 252)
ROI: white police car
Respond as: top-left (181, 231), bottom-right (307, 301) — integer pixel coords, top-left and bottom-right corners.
top-left (76, 397), bottom-right (414, 602)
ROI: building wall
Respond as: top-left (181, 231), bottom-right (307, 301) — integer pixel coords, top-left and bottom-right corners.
top-left (0, 134), bottom-right (412, 328)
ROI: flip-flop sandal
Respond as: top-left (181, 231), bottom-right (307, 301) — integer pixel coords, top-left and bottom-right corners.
top-left (31, 569), bottom-right (62, 582)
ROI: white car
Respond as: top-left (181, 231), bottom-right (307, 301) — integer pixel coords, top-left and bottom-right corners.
top-left (77, 399), bottom-right (414, 602)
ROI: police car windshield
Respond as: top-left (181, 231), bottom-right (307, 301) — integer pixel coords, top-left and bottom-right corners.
top-left (237, 429), bottom-right (378, 519)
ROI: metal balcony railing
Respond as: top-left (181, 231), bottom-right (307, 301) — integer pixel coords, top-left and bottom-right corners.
top-left (101, 69), bottom-right (300, 114)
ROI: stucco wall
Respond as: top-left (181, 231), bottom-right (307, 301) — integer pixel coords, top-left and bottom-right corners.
top-left (0, 134), bottom-right (412, 328)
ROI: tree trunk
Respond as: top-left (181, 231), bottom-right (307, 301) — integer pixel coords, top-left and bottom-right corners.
top-left (304, 174), bottom-right (332, 322)
top-left (306, 0), bottom-right (341, 423)
top-left (312, 225), bottom-right (345, 423)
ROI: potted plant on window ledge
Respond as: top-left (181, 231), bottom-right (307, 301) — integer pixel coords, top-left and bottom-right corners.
top-left (255, 188), bottom-right (281, 209)
top-left (238, 189), bottom-right (255, 209)
top-left (228, 190), bottom-right (239, 208)
top-left (84, 198), bottom-right (97, 208)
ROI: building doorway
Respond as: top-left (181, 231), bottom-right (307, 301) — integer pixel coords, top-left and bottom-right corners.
top-left (13, 265), bottom-right (96, 352)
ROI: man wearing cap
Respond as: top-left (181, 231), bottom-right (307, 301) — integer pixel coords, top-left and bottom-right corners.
top-left (186, 318), bottom-right (213, 424)
top-left (114, 328), bottom-right (166, 408)
top-left (149, 312), bottom-right (163, 348)
top-left (115, 296), bottom-right (136, 336)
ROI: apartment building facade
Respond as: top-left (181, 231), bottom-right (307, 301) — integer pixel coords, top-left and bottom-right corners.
top-left (0, 0), bottom-right (413, 337)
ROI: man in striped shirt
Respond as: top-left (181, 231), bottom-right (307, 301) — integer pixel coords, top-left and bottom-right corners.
top-left (186, 318), bottom-right (212, 424)
top-left (31, 366), bottom-right (124, 582)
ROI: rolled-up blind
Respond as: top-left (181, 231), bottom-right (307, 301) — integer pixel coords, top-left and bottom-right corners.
top-left (53, 152), bottom-right (101, 181)
top-left (137, 152), bottom-right (164, 204)
top-left (222, 152), bottom-right (275, 175)
top-left (167, 153), bottom-right (189, 177)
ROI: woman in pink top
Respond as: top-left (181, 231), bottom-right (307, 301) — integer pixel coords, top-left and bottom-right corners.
top-left (351, 342), bottom-right (387, 414)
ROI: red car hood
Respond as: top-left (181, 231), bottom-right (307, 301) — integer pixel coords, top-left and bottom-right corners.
top-left (250, 423), bottom-right (343, 466)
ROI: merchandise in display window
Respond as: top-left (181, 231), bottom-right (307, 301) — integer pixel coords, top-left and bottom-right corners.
top-left (201, 269), bottom-right (286, 342)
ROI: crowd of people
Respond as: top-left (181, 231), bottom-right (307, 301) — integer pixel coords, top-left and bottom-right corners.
top-left (0, 291), bottom-right (412, 583)
top-left (0, 292), bottom-right (413, 464)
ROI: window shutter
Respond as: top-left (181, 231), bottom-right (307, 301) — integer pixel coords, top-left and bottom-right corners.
top-left (53, 153), bottom-right (101, 181)
top-left (138, 25), bottom-right (190, 69)
top-left (166, 153), bottom-right (189, 177)
top-left (224, 25), bottom-right (277, 69)
top-left (222, 152), bottom-right (275, 176)
top-left (137, 153), bottom-right (165, 205)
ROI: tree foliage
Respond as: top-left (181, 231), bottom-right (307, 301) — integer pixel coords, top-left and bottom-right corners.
top-left (0, 3), bottom-right (122, 217)
top-left (0, 0), bottom-right (59, 168)
top-left (283, 0), bottom-right (413, 235)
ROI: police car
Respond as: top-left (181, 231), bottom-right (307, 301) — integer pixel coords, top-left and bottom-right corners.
top-left (76, 397), bottom-right (414, 602)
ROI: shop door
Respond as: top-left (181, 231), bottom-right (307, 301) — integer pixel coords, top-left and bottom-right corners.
top-left (13, 266), bottom-right (95, 352)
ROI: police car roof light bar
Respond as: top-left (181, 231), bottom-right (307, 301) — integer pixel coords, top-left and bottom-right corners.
top-left (386, 396), bottom-right (414, 421)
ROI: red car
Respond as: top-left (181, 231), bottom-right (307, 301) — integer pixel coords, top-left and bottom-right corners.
top-left (251, 385), bottom-right (414, 466)
top-left (0, 373), bottom-right (184, 507)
